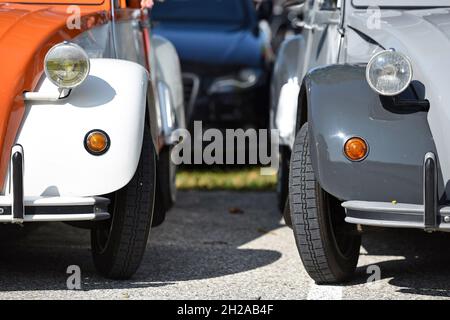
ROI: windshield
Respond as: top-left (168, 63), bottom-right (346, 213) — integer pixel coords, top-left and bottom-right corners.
top-left (353, 0), bottom-right (450, 7)
top-left (151, 0), bottom-right (249, 25)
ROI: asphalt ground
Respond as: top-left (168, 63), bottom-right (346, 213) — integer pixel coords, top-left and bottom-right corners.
top-left (0, 191), bottom-right (450, 300)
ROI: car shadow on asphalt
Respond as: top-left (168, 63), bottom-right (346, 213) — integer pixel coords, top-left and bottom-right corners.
top-left (348, 227), bottom-right (450, 298)
top-left (0, 191), bottom-right (284, 292)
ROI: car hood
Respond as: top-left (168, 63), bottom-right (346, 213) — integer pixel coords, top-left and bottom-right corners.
top-left (348, 8), bottom-right (450, 188)
top-left (0, 3), bottom-right (107, 188)
top-left (152, 22), bottom-right (263, 67)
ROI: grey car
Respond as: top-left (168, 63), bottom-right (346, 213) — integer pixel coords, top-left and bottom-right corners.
top-left (271, 0), bottom-right (450, 283)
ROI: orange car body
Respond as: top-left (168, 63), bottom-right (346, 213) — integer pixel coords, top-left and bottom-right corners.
top-left (0, 0), bottom-right (111, 188)
top-left (0, 0), bottom-right (184, 278)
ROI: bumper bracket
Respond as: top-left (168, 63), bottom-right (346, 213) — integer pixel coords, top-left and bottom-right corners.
top-left (342, 152), bottom-right (450, 232)
top-left (0, 144), bottom-right (111, 224)
top-left (424, 152), bottom-right (438, 230)
top-left (11, 145), bottom-right (24, 223)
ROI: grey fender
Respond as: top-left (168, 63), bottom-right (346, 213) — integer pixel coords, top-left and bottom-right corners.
top-left (304, 64), bottom-right (443, 204)
top-left (270, 35), bottom-right (307, 148)
top-left (151, 35), bottom-right (186, 146)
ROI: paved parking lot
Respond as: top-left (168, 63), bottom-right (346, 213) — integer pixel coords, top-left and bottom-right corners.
top-left (1, 191), bottom-right (450, 299)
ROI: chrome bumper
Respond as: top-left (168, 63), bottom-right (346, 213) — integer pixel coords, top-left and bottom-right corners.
top-left (0, 145), bottom-right (110, 224)
top-left (342, 201), bottom-right (450, 231)
top-left (342, 152), bottom-right (450, 232)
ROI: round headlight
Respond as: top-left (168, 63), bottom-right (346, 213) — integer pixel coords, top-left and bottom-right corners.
top-left (366, 50), bottom-right (413, 96)
top-left (239, 69), bottom-right (258, 83)
top-left (44, 42), bottom-right (90, 89)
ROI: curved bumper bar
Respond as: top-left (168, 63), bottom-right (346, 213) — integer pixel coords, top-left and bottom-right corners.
top-left (342, 152), bottom-right (450, 232)
top-left (2, 145), bottom-right (110, 224)
top-left (0, 195), bottom-right (110, 224)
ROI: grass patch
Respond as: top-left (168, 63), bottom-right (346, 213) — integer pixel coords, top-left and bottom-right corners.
top-left (176, 167), bottom-right (277, 191)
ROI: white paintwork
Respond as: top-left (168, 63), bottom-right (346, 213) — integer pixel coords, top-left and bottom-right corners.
top-left (12, 58), bottom-right (148, 197)
top-left (275, 78), bottom-right (300, 148)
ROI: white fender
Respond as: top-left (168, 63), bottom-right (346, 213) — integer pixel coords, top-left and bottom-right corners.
top-left (274, 77), bottom-right (300, 149)
top-left (13, 59), bottom-right (149, 197)
top-left (270, 35), bottom-right (306, 149)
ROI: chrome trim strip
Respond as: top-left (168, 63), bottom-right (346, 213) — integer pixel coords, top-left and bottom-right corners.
top-left (0, 212), bottom-right (109, 223)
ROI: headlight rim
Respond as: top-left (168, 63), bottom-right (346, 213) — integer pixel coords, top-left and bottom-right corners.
top-left (365, 49), bottom-right (413, 97)
top-left (44, 41), bottom-right (90, 89)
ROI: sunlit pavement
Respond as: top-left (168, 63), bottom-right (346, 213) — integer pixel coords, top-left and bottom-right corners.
top-left (0, 191), bottom-right (450, 300)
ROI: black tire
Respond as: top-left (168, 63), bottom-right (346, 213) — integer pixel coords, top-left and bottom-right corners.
top-left (152, 146), bottom-right (176, 227)
top-left (289, 123), bottom-right (361, 284)
top-left (277, 146), bottom-right (290, 213)
top-left (91, 125), bottom-right (156, 280)
top-left (283, 198), bottom-right (292, 227)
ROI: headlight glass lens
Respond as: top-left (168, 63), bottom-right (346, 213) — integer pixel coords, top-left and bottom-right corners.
top-left (366, 50), bottom-right (413, 96)
top-left (44, 42), bottom-right (90, 89)
top-left (239, 69), bottom-right (258, 83)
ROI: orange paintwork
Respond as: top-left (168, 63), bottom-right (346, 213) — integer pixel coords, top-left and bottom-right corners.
top-left (0, 1), bottom-right (111, 191)
top-left (0, 0), bottom-right (104, 4)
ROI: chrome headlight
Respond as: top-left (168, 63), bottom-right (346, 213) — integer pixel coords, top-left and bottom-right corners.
top-left (44, 42), bottom-right (90, 89)
top-left (366, 50), bottom-right (413, 96)
top-left (208, 68), bottom-right (261, 94)
top-left (238, 68), bottom-right (259, 84)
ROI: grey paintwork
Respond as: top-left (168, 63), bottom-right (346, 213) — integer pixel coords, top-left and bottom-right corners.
top-left (305, 64), bottom-right (441, 203)
top-left (272, 0), bottom-right (450, 203)
top-left (344, 5), bottom-right (450, 196)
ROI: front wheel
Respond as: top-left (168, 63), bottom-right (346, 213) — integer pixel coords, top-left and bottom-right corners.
top-left (276, 146), bottom-right (290, 213)
top-left (91, 125), bottom-right (156, 279)
top-left (289, 123), bottom-right (361, 284)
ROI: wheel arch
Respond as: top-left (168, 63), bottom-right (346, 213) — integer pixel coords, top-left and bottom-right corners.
top-left (295, 82), bottom-right (308, 135)
top-left (16, 59), bottom-right (150, 197)
top-left (302, 64), bottom-right (440, 204)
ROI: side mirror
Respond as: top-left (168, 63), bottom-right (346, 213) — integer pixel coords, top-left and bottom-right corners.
top-left (257, 0), bottom-right (274, 21)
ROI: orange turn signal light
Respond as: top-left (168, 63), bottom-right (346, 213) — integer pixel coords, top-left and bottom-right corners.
top-left (344, 137), bottom-right (368, 161)
top-left (85, 130), bottom-right (110, 155)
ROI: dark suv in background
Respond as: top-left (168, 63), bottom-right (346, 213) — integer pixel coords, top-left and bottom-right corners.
top-left (152, 0), bottom-right (273, 130)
